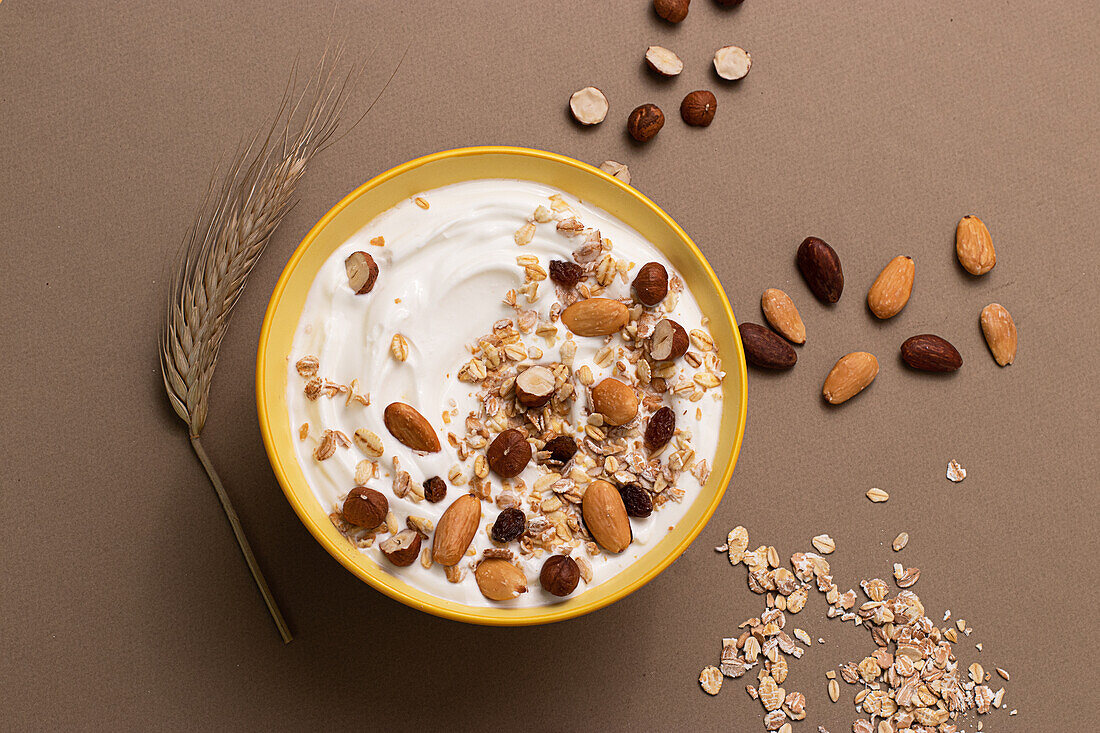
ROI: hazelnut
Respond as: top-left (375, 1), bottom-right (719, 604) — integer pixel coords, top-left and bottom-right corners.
top-left (515, 365), bottom-right (555, 408)
top-left (598, 160), bottom-right (631, 185)
top-left (569, 86), bottom-right (609, 125)
top-left (644, 46), bottom-right (683, 77)
top-left (644, 406), bottom-right (676, 451)
top-left (540, 555), bottom-right (581, 597)
top-left (632, 261), bottom-right (669, 306)
top-left (649, 318), bottom-right (690, 361)
top-left (654, 0), bottom-right (690, 23)
top-left (544, 435), bottom-right (578, 464)
top-left (627, 104), bottom-right (664, 143)
top-left (716, 0), bottom-right (744, 5)
top-left (344, 251), bottom-right (378, 295)
top-left (591, 378), bottom-right (639, 426)
top-left (680, 90), bottom-right (717, 127)
top-left (486, 428), bottom-right (532, 478)
top-left (422, 476), bottom-right (446, 503)
top-left (379, 529), bottom-right (421, 566)
top-left (714, 45), bottom-right (752, 80)
top-left (342, 486), bottom-right (387, 528)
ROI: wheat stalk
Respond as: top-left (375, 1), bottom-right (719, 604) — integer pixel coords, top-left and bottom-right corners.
top-left (160, 47), bottom-right (401, 642)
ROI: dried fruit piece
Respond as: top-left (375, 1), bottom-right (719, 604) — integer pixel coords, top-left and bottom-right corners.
top-left (379, 529), bottom-right (421, 566)
top-left (475, 559), bottom-right (528, 601)
top-left (797, 236), bottom-right (844, 303)
top-left (654, 0), bottom-right (690, 23)
top-left (344, 251), bottom-right (379, 294)
top-left (867, 255), bottom-right (915, 319)
top-left (432, 494), bottom-right (481, 566)
top-left (900, 334), bottom-right (962, 372)
top-left (491, 507), bottom-right (527, 543)
top-left (582, 479), bottom-right (632, 553)
top-left (342, 487), bottom-right (387, 528)
top-left (713, 45), bottom-right (752, 80)
top-left (540, 555), bottom-right (580, 596)
top-left (549, 259), bottom-right (585, 288)
top-left (739, 323), bottom-right (796, 369)
top-left (544, 435), bottom-right (578, 464)
top-left (423, 476), bottom-right (446, 503)
top-left (486, 428), bottom-right (532, 478)
top-left (569, 86), bottom-right (608, 125)
top-left (592, 378), bottom-right (639, 426)
top-left (644, 406), bottom-right (676, 451)
top-left (956, 215), bottom-right (996, 275)
top-left (619, 484), bottom-right (653, 518)
top-left (632, 262), bottom-right (669, 305)
top-left (627, 103), bottom-right (665, 143)
top-left (680, 90), bottom-right (717, 126)
top-left (515, 365), bottom-right (555, 408)
top-left (645, 45), bottom-right (683, 76)
top-left (650, 318), bottom-right (689, 360)
top-left (761, 288), bottom-right (806, 344)
top-left (383, 402), bottom-right (441, 452)
top-left (561, 298), bottom-right (629, 336)
top-left (980, 303), bottom-right (1017, 366)
top-left (822, 351), bottom-right (878, 404)
top-left (598, 160), bottom-right (631, 184)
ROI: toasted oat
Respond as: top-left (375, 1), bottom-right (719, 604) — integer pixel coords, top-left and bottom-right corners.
top-left (298, 422), bottom-right (309, 440)
top-left (414, 196), bottom-right (429, 209)
top-left (313, 430), bottom-right (338, 461)
top-left (946, 459), bottom-right (967, 482)
top-left (533, 205), bottom-right (553, 223)
top-left (390, 333), bottom-right (409, 362)
top-left (812, 534), bottom-right (836, 554)
top-left (866, 488), bottom-right (889, 503)
top-left (699, 666), bottom-right (723, 695)
top-left (828, 678), bottom-right (840, 702)
top-left (353, 428), bottom-right (384, 457)
top-left (891, 531), bottom-right (909, 551)
top-left (369, 235), bottom-right (385, 247)
top-left (295, 355), bottom-right (319, 377)
top-left (354, 459), bottom-right (376, 485)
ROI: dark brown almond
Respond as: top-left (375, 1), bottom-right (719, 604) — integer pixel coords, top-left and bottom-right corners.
top-left (632, 262), bottom-right (669, 305)
top-left (901, 334), bottom-right (962, 372)
top-left (644, 406), bottom-right (676, 451)
top-left (796, 237), bottom-right (844, 304)
top-left (486, 428), bottom-right (531, 478)
top-left (650, 318), bottom-right (689, 361)
top-left (342, 486), bottom-right (387, 528)
top-left (739, 323), bottom-right (797, 369)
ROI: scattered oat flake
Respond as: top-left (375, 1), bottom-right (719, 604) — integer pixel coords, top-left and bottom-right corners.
top-left (946, 459), bottom-right (967, 482)
top-left (699, 666), bottom-right (723, 695)
top-left (369, 235), bottom-right (385, 246)
top-left (812, 534), bottom-right (836, 554)
top-left (997, 667), bottom-right (1010, 680)
top-left (866, 487), bottom-right (889, 503)
top-left (414, 196), bottom-right (429, 209)
top-left (891, 531), bottom-right (908, 551)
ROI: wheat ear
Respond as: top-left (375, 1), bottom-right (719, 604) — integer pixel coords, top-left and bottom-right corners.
top-left (160, 48), bottom-right (401, 642)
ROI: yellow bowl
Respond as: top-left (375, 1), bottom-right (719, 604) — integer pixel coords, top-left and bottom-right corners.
top-left (256, 146), bottom-right (747, 625)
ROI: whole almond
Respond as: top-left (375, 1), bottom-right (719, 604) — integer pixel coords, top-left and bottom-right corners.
top-left (956, 215), bottom-right (996, 275)
top-left (901, 334), bottom-right (962, 372)
top-left (867, 255), bottom-right (915, 319)
top-left (822, 352), bottom-right (879, 404)
top-left (561, 298), bottom-right (629, 337)
top-left (591, 378), bottom-right (639, 426)
top-left (739, 323), bottom-right (796, 369)
top-left (796, 237), bottom-right (844, 304)
top-left (761, 289), bottom-right (806, 344)
top-left (383, 402), bottom-right (441, 452)
top-left (980, 303), bottom-right (1017, 365)
top-left (474, 558), bottom-right (528, 601)
top-left (582, 479), bottom-right (632, 553)
top-left (432, 494), bottom-right (481, 566)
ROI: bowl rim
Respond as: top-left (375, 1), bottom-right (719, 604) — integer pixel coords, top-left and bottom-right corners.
top-left (256, 145), bottom-right (747, 625)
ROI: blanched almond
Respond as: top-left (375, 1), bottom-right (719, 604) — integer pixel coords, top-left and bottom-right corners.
top-left (956, 215), bottom-right (996, 275)
top-left (822, 352), bottom-right (879, 404)
top-left (591, 378), bottom-right (639, 426)
top-left (432, 494), bottom-right (481, 566)
top-left (980, 303), bottom-right (1016, 365)
top-left (475, 558), bottom-right (528, 601)
top-left (761, 289), bottom-right (806, 344)
top-left (867, 256), bottom-right (915, 319)
top-left (582, 480), bottom-right (632, 553)
top-left (561, 298), bottom-right (629, 336)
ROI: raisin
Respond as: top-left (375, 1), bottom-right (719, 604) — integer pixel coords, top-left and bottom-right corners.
top-left (620, 483), bottom-right (653, 518)
top-left (549, 260), bottom-right (585, 288)
top-left (544, 435), bottom-right (578, 464)
top-left (491, 507), bottom-right (527, 543)
top-left (423, 476), bottom-right (446, 503)
top-left (644, 406), bottom-right (676, 451)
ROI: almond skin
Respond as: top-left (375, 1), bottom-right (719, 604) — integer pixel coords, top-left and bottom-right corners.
top-left (956, 215), bottom-right (996, 276)
top-left (901, 334), bottom-right (962, 372)
top-left (383, 402), bottom-right (441, 452)
top-left (432, 494), bottom-right (481, 566)
top-left (582, 479), bottom-right (632, 553)
top-left (797, 237), bottom-right (844, 303)
top-left (761, 288), bottom-right (806, 344)
top-left (822, 352), bottom-right (879, 404)
top-left (980, 303), bottom-right (1016, 365)
top-left (475, 559), bottom-right (528, 601)
top-left (867, 255), bottom-right (915, 319)
top-left (591, 378), bottom-right (640, 426)
top-left (561, 298), bottom-right (629, 336)
top-left (739, 323), bottom-right (796, 369)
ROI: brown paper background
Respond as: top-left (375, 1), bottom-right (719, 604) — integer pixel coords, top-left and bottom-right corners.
top-left (2, 1), bottom-right (1097, 730)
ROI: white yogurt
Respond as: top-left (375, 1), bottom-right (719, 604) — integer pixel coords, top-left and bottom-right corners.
top-left (287, 179), bottom-right (722, 607)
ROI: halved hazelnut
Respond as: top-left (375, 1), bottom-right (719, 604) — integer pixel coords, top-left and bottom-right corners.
top-left (515, 365), bottom-right (555, 408)
top-left (598, 160), bottom-right (631, 185)
top-left (569, 86), bottom-right (609, 126)
top-left (650, 319), bottom-right (689, 361)
top-left (680, 90), bottom-right (717, 127)
top-left (714, 45), bottom-right (752, 80)
top-left (645, 46), bottom-right (683, 77)
top-left (379, 529), bottom-right (421, 567)
top-left (344, 251), bottom-right (378, 295)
